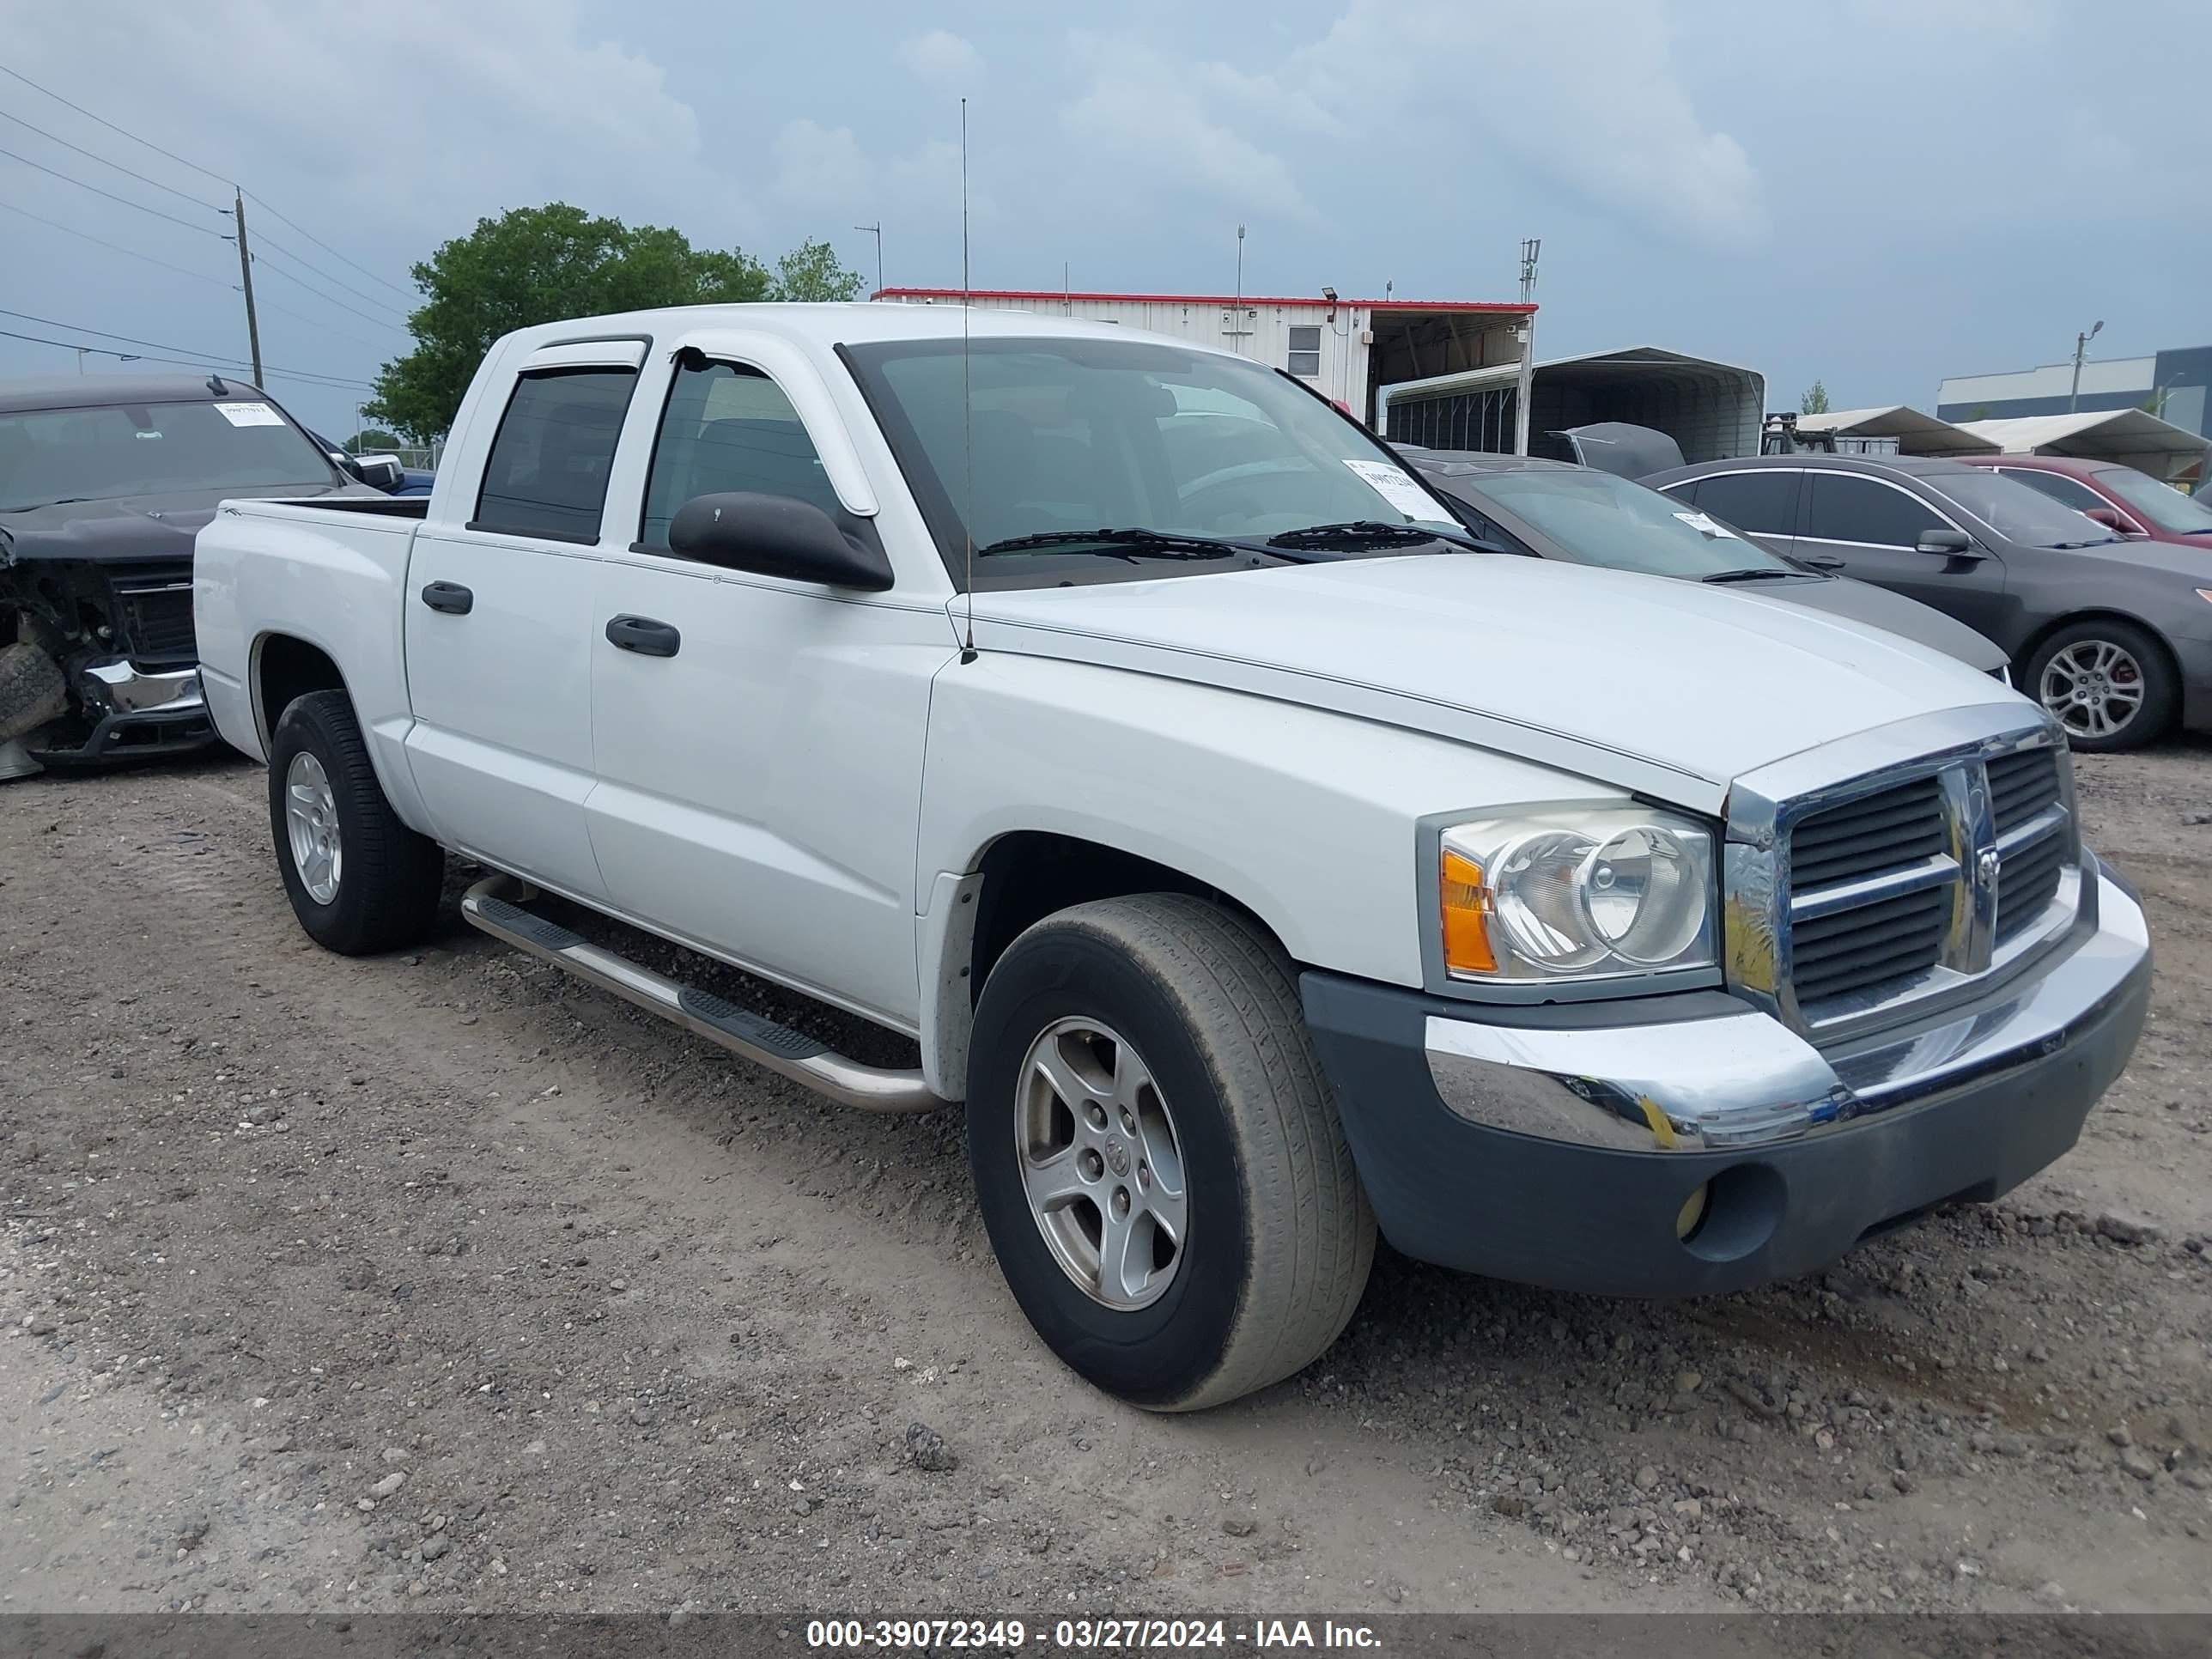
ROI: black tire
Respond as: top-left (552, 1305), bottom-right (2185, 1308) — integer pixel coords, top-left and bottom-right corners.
top-left (2023, 618), bottom-right (2178, 753)
top-left (0, 641), bottom-right (69, 744)
top-left (967, 894), bottom-right (1375, 1411)
top-left (268, 689), bottom-right (443, 954)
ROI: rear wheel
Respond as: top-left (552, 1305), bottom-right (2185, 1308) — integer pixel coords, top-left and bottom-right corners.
top-left (967, 894), bottom-right (1375, 1411)
top-left (268, 690), bottom-right (443, 953)
top-left (2025, 619), bottom-right (2177, 752)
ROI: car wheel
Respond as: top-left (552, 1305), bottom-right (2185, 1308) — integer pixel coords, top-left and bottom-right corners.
top-left (0, 641), bottom-right (69, 744)
top-left (2025, 619), bottom-right (2177, 752)
top-left (967, 893), bottom-right (1375, 1411)
top-left (268, 689), bottom-right (444, 954)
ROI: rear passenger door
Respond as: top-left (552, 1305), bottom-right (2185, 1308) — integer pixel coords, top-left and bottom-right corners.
top-left (402, 343), bottom-right (642, 898)
top-left (1794, 471), bottom-right (2010, 641)
top-left (1663, 469), bottom-right (1805, 559)
top-left (581, 344), bottom-right (954, 1030)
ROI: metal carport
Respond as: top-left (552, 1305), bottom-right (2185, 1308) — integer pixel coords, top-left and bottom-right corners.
top-left (1954, 410), bottom-right (2211, 485)
top-left (1791, 406), bottom-right (1998, 458)
top-left (1376, 345), bottom-right (1764, 464)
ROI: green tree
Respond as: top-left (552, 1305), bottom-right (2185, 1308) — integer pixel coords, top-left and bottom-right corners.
top-left (344, 428), bottom-right (401, 453)
top-left (363, 203), bottom-right (772, 441)
top-left (770, 237), bottom-right (865, 302)
top-left (1800, 379), bottom-right (1831, 416)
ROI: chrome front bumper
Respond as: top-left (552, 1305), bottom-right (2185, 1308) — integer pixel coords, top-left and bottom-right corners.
top-left (1425, 860), bottom-right (2150, 1155)
top-left (81, 657), bottom-right (206, 717)
top-left (27, 656), bottom-right (216, 764)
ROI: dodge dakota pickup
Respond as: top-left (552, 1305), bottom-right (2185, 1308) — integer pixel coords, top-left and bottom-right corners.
top-left (194, 304), bottom-right (2152, 1410)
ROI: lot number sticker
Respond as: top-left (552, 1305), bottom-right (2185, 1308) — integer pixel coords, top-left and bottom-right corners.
top-left (214, 402), bottom-right (286, 428)
top-left (1342, 458), bottom-right (1449, 522)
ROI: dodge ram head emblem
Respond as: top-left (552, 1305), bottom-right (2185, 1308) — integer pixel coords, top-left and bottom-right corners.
top-left (1976, 846), bottom-right (2002, 890)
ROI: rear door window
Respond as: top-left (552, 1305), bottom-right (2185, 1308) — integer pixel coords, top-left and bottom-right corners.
top-left (472, 367), bottom-right (639, 542)
top-left (1679, 470), bottom-right (1802, 536)
top-left (1802, 474), bottom-right (1945, 547)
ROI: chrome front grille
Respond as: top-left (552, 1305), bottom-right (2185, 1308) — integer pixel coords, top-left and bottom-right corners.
top-left (107, 563), bottom-right (198, 664)
top-left (1724, 709), bottom-right (2083, 1042)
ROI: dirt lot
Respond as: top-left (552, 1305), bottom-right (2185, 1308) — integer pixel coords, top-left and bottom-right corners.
top-left (3, 744), bottom-right (2208, 1616)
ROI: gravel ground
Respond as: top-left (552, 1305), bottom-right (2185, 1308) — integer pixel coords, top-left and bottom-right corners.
top-left (2, 742), bottom-right (2207, 1616)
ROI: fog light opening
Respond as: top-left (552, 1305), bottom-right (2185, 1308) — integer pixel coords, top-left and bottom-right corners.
top-left (1675, 1182), bottom-right (1711, 1243)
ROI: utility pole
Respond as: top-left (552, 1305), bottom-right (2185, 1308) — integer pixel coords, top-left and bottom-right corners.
top-left (854, 222), bottom-right (883, 296)
top-left (1230, 224), bottom-right (1248, 354)
top-left (233, 189), bottom-right (264, 389)
top-left (2069, 319), bottom-right (2105, 414)
top-left (1514, 237), bottom-right (1541, 456)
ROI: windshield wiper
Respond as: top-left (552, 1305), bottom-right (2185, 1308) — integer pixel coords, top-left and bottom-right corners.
top-left (974, 528), bottom-right (1252, 562)
top-left (0, 497), bottom-right (97, 513)
top-left (1701, 568), bottom-right (1810, 584)
top-left (1265, 519), bottom-right (1477, 550)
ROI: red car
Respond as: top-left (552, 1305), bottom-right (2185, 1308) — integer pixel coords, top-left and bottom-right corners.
top-left (1958, 453), bottom-right (2212, 550)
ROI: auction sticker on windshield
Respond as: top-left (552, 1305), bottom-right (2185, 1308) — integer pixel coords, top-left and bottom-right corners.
top-left (1673, 509), bottom-right (1740, 538)
top-left (214, 402), bottom-right (286, 427)
top-left (1341, 458), bottom-right (1449, 522)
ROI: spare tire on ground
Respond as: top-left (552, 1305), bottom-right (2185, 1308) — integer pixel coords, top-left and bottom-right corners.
top-left (0, 639), bottom-right (70, 744)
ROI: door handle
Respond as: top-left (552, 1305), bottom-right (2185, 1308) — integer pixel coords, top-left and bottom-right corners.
top-left (420, 580), bottom-right (474, 615)
top-left (605, 615), bottom-right (681, 658)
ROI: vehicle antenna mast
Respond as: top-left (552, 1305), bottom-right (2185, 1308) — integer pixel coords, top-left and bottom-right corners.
top-left (959, 96), bottom-right (977, 665)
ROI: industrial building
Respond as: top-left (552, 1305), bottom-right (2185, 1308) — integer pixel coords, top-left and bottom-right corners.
top-left (872, 287), bottom-right (1533, 430)
top-left (1938, 345), bottom-right (2212, 442)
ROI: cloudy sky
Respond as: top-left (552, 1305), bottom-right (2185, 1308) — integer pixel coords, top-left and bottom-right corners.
top-left (1, 0), bottom-right (2203, 437)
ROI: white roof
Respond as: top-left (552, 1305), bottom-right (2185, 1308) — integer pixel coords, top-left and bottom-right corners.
top-left (1793, 405), bottom-right (1996, 456)
top-left (1955, 409), bottom-right (2211, 479)
top-left (493, 301), bottom-right (1222, 356)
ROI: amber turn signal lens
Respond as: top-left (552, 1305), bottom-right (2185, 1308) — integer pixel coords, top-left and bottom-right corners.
top-left (1440, 848), bottom-right (1497, 975)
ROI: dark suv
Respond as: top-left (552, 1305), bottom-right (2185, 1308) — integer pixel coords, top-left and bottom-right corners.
top-left (1642, 453), bottom-right (2212, 751)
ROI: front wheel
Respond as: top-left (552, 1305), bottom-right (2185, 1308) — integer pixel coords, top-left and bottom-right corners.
top-left (967, 894), bottom-right (1375, 1411)
top-left (2024, 619), bottom-right (2177, 752)
top-left (268, 690), bottom-right (444, 954)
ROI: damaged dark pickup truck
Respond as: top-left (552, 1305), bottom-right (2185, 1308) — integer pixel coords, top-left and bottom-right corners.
top-left (0, 374), bottom-right (380, 779)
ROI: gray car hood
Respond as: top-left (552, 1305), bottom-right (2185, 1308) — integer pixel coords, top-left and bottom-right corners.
top-left (1733, 575), bottom-right (2010, 674)
top-left (968, 554), bottom-right (2026, 815)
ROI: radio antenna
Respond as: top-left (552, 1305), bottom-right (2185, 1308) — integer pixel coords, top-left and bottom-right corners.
top-left (958, 95), bottom-right (977, 665)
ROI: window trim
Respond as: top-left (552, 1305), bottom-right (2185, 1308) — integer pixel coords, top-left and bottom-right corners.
top-left (467, 362), bottom-right (642, 545)
top-left (1658, 466), bottom-right (1807, 538)
top-left (1797, 469), bottom-right (1970, 550)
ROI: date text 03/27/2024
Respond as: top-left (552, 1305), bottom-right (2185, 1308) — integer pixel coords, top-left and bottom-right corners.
top-left (803, 1620), bottom-right (1383, 1650)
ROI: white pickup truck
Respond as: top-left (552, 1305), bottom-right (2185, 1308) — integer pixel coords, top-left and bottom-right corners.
top-left (195, 304), bottom-right (2152, 1410)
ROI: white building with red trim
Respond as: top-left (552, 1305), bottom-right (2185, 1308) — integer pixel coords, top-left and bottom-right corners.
top-left (873, 287), bottom-right (1534, 431)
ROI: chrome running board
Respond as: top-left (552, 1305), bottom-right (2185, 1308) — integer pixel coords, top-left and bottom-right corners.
top-left (459, 874), bottom-right (944, 1115)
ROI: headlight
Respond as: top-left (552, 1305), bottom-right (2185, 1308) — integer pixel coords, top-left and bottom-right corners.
top-left (1438, 808), bottom-right (1717, 984)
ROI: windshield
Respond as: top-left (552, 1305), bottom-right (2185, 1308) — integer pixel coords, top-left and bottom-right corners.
top-left (1459, 467), bottom-right (1797, 577)
top-left (1932, 469), bottom-right (2122, 549)
top-left (0, 398), bottom-right (336, 512)
top-left (842, 337), bottom-right (1462, 583)
top-left (2098, 467), bottom-right (2212, 535)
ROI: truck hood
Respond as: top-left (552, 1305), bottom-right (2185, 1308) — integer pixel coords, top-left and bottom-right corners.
top-left (0, 483), bottom-right (370, 568)
top-left (967, 555), bottom-right (2023, 813)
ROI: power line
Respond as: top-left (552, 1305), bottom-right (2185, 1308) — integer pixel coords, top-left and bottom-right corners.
top-left (246, 294), bottom-right (390, 352)
top-left (0, 61), bottom-right (231, 187)
top-left (0, 142), bottom-right (226, 236)
top-left (0, 324), bottom-right (374, 391)
top-left (243, 190), bottom-right (414, 302)
top-left (0, 196), bottom-right (232, 289)
top-left (0, 306), bottom-right (371, 386)
top-left (0, 105), bottom-right (226, 214)
top-left (249, 231), bottom-right (410, 319)
top-left (0, 62), bottom-right (413, 311)
top-left (250, 256), bottom-right (410, 334)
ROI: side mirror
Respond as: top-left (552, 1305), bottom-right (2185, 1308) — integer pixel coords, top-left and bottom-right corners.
top-left (668, 492), bottom-right (895, 591)
top-left (355, 456), bottom-right (404, 492)
top-left (1916, 527), bottom-right (1975, 556)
